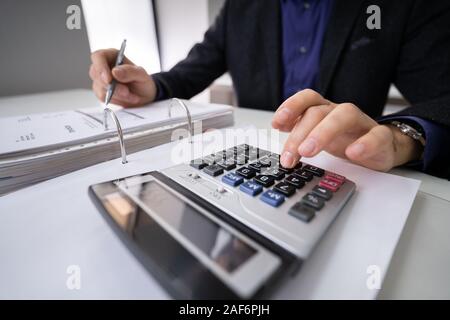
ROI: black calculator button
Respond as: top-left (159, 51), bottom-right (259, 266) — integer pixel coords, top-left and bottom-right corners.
top-left (301, 193), bottom-right (325, 210)
top-left (248, 162), bottom-right (264, 172)
top-left (294, 169), bottom-right (314, 182)
top-left (190, 159), bottom-right (208, 170)
top-left (284, 175), bottom-right (305, 189)
top-left (274, 182), bottom-right (296, 197)
top-left (217, 159), bottom-right (237, 171)
top-left (203, 164), bottom-right (224, 177)
top-left (254, 175), bottom-right (275, 187)
top-left (264, 168), bottom-right (285, 180)
top-left (303, 165), bottom-right (325, 177)
top-left (289, 203), bottom-right (316, 223)
top-left (312, 185), bottom-right (333, 200)
top-left (294, 161), bottom-right (303, 170)
top-left (278, 165), bottom-right (294, 174)
top-left (236, 167), bottom-right (257, 179)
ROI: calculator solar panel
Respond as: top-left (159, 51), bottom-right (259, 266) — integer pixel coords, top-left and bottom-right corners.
top-left (161, 144), bottom-right (355, 259)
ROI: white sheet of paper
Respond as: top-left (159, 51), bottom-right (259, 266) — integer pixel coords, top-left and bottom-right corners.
top-left (272, 152), bottom-right (421, 299)
top-left (0, 100), bottom-right (232, 156)
top-left (0, 127), bottom-right (420, 299)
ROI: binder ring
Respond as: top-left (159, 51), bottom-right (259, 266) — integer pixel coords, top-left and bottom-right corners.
top-left (168, 98), bottom-right (193, 144)
top-left (103, 108), bottom-right (128, 164)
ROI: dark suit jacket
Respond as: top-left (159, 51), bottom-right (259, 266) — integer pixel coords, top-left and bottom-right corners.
top-left (153, 0), bottom-right (450, 178)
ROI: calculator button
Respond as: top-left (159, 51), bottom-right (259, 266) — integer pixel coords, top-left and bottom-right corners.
top-left (264, 168), bottom-right (285, 180)
top-left (260, 190), bottom-right (285, 207)
top-left (203, 164), bottom-right (224, 177)
top-left (294, 169), bottom-right (314, 182)
top-left (284, 175), bottom-right (305, 189)
top-left (240, 181), bottom-right (263, 196)
top-left (190, 159), bottom-right (208, 170)
top-left (254, 175), bottom-right (275, 187)
top-left (216, 159), bottom-right (237, 171)
top-left (222, 172), bottom-right (244, 187)
top-left (312, 185), bottom-right (333, 200)
top-left (236, 167), bottom-right (257, 179)
top-left (303, 165), bottom-right (324, 177)
top-left (301, 193), bottom-right (325, 210)
top-left (278, 165), bottom-right (294, 174)
top-left (289, 203), bottom-right (316, 223)
top-left (319, 178), bottom-right (340, 192)
top-left (325, 173), bottom-right (346, 184)
top-left (248, 162), bottom-right (264, 172)
top-left (273, 182), bottom-right (296, 197)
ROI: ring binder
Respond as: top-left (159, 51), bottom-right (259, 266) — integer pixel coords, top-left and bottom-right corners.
top-left (102, 98), bottom-right (193, 165)
top-left (103, 108), bottom-right (128, 164)
top-left (169, 98), bottom-right (193, 144)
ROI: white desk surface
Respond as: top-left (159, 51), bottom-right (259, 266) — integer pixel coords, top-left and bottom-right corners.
top-left (1, 89), bottom-right (449, 299)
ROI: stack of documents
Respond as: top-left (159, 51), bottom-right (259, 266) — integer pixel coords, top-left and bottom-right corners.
top-left (0, 100), bottom-right (234, 195)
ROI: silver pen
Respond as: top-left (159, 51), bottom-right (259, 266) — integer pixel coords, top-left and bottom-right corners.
top-left (104, 39), bottom-right (127, 130)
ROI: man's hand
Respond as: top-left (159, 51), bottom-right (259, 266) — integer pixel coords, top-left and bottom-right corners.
top-left (272, 89), bottom-right (424, 172)
top-left (89, 49), bottom-right (157, 107)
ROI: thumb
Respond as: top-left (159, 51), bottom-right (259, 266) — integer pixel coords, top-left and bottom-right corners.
top-left (112, 65), bottom-right (149, 83)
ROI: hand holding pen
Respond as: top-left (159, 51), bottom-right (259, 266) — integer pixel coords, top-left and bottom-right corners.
top-left (89, 40), bottom-right (157, 109)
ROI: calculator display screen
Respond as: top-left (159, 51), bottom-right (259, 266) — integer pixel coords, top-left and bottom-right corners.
top-left (112, 180), bottom-right (257, 273)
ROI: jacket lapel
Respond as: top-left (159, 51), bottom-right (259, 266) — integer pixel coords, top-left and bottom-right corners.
top-left (318, 0), bottom-right (364, 95)
top-left (257, 0), bottom-right (282, 107)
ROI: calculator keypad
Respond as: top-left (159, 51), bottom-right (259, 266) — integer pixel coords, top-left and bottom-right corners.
top-left (189, 144), bottom-right (350, 224)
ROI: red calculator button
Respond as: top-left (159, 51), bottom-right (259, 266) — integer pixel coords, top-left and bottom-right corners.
top-left (325, 173), bottom-right (346, 184)
top-left (319, 179), bottom-right (340, 192)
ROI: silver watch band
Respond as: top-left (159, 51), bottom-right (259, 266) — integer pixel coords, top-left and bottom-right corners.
top-left (390, 121), bottom-right (426, 146)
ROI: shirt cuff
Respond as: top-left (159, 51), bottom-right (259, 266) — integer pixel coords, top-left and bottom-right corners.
top-left (378, 115), bottom-right (450, 176)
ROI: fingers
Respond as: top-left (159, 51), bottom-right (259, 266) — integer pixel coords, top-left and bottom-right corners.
top-left (299, 103), bottom-right (376, 157)
top-left (345, 125), bottom-right (395, 171)
top-left (92, 82), bottom-right (140, 106)
top-left (90, 49), bottom-right (133, 84)
top-left (112, 65), bottom-right (149, 83)
top-left (272, 89), bottom-right (330, 132)
top-left (280, 105), bottom-right (332, 167)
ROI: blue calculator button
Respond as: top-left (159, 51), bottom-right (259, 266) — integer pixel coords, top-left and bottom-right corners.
top-left (260, 190), bottom-right (285, 207)
top-left (239, 181), bottom-right (263, 196)
top-left (222, 172), bottom-right (244, 187)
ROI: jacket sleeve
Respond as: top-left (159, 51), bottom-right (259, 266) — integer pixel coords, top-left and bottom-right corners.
top-left (151, 0), bottom-right (229, 99)
top-left (386, 1), bottom-right (450, 179)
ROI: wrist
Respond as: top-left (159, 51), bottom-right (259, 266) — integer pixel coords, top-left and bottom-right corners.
top-left (387, 124), bottom-right (424, 166)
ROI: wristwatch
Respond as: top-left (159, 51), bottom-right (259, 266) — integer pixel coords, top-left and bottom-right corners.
top-left (389, 121), bottom-right (426, 147)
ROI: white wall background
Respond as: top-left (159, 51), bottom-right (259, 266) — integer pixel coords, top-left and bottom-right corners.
top-left (155, 0), bottom-right (210, 102)
top-left (81, 0), bottom-right (161, 74)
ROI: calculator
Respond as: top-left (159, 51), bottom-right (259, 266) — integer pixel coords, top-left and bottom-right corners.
top-left (167, 144), bottom-right (356, 258)
top-left (90, 144), bottom-right (355, 299)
